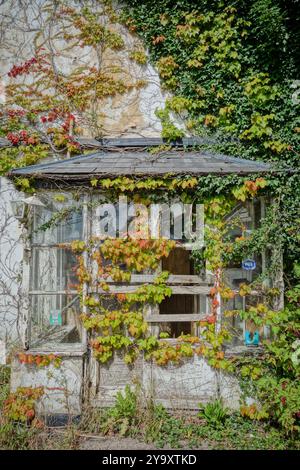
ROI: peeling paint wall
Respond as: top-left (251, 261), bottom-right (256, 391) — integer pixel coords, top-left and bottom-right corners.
top-left (11, 352), bottom-right (241, 415)
top-left (87, 354), bottom-right (243, 413)
top-left (10, 353), bottom-right (86, 415)
top-left (91, 355), bottom-right (241, 412)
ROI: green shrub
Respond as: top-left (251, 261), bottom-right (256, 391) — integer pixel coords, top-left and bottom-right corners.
top-left (100, 385), bottom-right (138, 436)
top-left (198, 399), bottom-right (229, 428)
top-left (0, 366), bottom-right (38, 449)
top-left (108, 385), bottom-right (137, 422)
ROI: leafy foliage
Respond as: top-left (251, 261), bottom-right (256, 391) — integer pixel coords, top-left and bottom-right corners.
top-left (0, 1), bottom-right (148, 178)
top-left (102, 385), bottom-right (138, 436)
top-left (123, 0), bottom-right (300, 272)
top-left (3, 387), bottom-right (44, 423)
top-left (118, 1), bottom-right (300, 434)
top-left (78, 389), bottom-right (300, 449)
top-left (198, 400), bottom-right (229, 428)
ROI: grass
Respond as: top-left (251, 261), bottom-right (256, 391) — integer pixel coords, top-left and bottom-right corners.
top-left (186, 415), bottom-right (299, 450)
top-left (77, 388), bottom-right (300, 450)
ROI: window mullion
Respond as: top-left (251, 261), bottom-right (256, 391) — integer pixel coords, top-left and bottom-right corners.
top-left (82, 194), bottom-right (90, 348)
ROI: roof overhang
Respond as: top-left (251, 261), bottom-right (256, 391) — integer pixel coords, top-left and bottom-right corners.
top-left (9, 147), bottom-right (272, 181)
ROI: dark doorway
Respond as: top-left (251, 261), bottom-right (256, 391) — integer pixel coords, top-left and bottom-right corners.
top-left (160, 248), bottom-right (196, 337)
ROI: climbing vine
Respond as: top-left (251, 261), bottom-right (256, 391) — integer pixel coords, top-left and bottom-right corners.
top-left (51, 169), bottom-right (298, 433)
top-left (17, 353), bottom-right (62, 368)
top-left (122, 0), bottom-right (300, 270)
top-left (62, 177), bottom-right (270, 372)
top-left (0, 0), bottom-right (149, 179)
top-left (3, 387), bottom-right (44, 424)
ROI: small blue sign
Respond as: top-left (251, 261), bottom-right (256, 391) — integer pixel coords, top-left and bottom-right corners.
top-left (245, 330), bottom-right (259, 346)
top-left (242, 259), bottom-right (256, 271)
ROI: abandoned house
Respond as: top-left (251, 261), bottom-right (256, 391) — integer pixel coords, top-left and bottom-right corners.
top-left (5, 136), bottom-right (282, 418)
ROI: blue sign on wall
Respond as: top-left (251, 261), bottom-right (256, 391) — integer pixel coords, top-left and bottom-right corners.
top-left (242, 259), bottom-right (256, 271)
top-left (245, 330), bottom-right (259, 346)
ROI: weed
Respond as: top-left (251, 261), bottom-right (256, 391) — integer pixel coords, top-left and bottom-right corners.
top-left (100, 385), bottom-right (138, 436)
top-left (198, 399), bottom-right (229, 428)
top-left (0, 366), bottom-right (38, 449)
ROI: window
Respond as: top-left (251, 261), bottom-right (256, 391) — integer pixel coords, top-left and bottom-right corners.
top-left (159, 295), bottom-right (199, 337)
top-left (222, 199), bottom-right (271, 347)
top-left (158, 247), bottom-right (206, 337)
top-left (153, 199), bottom-right (272, 346)
top-left (27, 194), bottom-right (272, 350)
top-left (29, 195), bottom-right (83, 347)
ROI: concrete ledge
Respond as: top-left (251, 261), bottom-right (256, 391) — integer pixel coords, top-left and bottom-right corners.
top-left (11, 354), bottom-right (85, 415)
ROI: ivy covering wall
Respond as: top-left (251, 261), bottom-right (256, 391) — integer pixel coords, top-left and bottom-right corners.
top-left (123, 0), bottom-right (300, 277)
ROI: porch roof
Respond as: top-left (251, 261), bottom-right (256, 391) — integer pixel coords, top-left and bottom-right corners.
top-left (9, 138), bottom-right (272, 180)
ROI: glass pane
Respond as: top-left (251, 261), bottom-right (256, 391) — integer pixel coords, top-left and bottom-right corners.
top-left (29, 193), bottom-right (84, 347)
top-left (30, 294), bottom-right (81, 347)
top-left (31, 247), bottom-right (78, 291)
top-left (32, 194), bottom-right (83, 244)
top-left (30, 246), bottom-right (81, 346)
top-left (222, 200), bottom-right (268, 346)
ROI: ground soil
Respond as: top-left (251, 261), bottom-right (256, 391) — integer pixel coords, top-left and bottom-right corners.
top-left (78, 436), bottom-right (210, 450)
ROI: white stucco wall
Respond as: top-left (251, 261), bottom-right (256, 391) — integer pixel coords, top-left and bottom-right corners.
top-left (0, 177), bottom-right (23, 347)
top-left (10, 353), bottom-right (85, 415)
top-left (0, 0), bottom-right (185, 139)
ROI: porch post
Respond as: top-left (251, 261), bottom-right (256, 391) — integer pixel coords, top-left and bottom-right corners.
top-left (272, 246), bottom-right (284, 311)
top-left (82, 193), bottom-right (91, 347)
top-left (19, 226), bottom-right (31, 349)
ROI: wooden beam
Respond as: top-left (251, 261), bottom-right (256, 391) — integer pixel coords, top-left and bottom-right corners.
top-left (28, 287), bottom-right (261, 296)
top-left (28, 286), bottom-right (209, 295)
top-left (145, 314), bottom-right (205, 323)
top-left (20, 226), bottom-right (31, 350)
top-left (93, 285), bottom-right (211, 294)
top-left (76, 136), bottom-right (220, 148)
top-left (29, 291), bottom-right (78, 295)
top-left (99, 274), bottom-right (212, 285)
